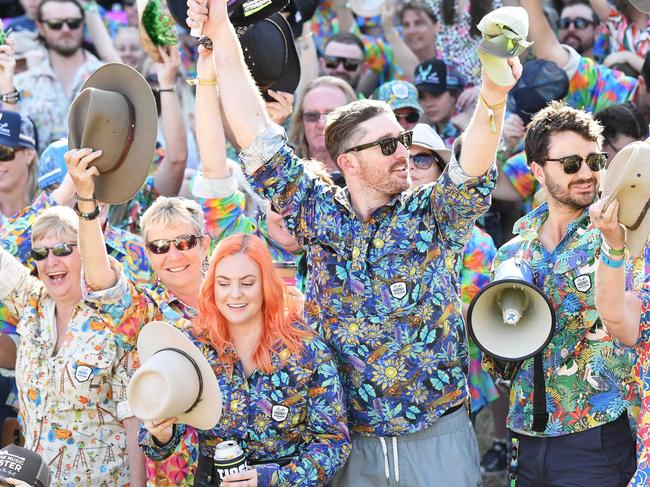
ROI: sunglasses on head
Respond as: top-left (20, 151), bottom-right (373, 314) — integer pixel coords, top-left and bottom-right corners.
top-left (0, 145), bottom-right (20, 162)
top-left (345, 130), bottom-right (413, 157)
top-left (323, 55), bottom-right (362, 72)
top-left (394, 111), bottom-right (420, 124)
top-left (302, 111), bottom-right (330, 123)
top-left (146, 234), bottom-right (204, 255)
top-left (544, 152), bottom-right (607, 174)
top-left (30, 243), bottom-right (77, 261)
top-left (559, 17), bottom-right (593, 30)
top-left (411, 152), bottom-right (445, 170)
top-left (42, 18), bottom-right (83, 30)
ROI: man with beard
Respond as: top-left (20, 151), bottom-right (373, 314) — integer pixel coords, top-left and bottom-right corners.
top-left (483, 101), bottom-right (647, 486)
top-left (558, 0), bottom-right (598, 59)
top-left (321, 33), bottom-right (367, 93)
top-left (7, 0), bottom-right (103, 151)
top-left (187, 0), bottom-right (519, 484)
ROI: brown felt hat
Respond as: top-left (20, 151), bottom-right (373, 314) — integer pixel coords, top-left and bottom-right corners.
top-left (600, 140), bottom-right (650, 258)
top-left (68, 63), bottom-right (158, 204)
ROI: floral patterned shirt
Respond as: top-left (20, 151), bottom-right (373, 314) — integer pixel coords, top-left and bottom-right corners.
top-left (14, 52), bottom-right (103, 152)
top-left (83, 267), bottom-right (201, 486)
top-left (593, 7), bottom-right (650, 61)
top-left (140, 330), bottom-right (351, 487)
top-left (483, 204), bottom-right (647, 436)
top-left (0, 249), bottom-right (134, 486)
top-left (631, 285), bottom-right (650, 486)
top-left (242, 130), bottom-right (497, 436)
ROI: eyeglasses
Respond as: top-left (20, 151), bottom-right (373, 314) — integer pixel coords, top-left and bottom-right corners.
top-left (411, 152), bottom-right (445, 170)
top-left (394, 111), bottom-right (420, 124)
top-left (145, 234), bottom-right (204, 255)
top-left (41, 18), bottom-right (84, 30)
top-left (345, 130), bottom-right (413, 156)
top-left (323, 56), bottom-right (362, 72)
top-left (302, 111), bottom-right (330, 123)
top-left (30, 243), bottom-right (77, 261)
top-left (544, 152), bottom-right (607, 174)
top-left (0, 145), bottom-right (20, 162)
top-left (559, 17), bottom-right (593, 30)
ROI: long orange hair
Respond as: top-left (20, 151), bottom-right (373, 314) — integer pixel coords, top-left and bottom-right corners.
top-left (195, 234), bottom-right (311, 374)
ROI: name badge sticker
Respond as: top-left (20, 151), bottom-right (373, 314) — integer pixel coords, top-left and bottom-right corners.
top-left (271, 405), bottom-right (289, 422)
top-left (389, 282), bottom-right (407, 299)
top-left (574, 274), bottom-right (591, 293)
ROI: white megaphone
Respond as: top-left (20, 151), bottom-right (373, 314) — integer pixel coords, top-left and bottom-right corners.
top-left (467, 257), bottom-right (556, 362)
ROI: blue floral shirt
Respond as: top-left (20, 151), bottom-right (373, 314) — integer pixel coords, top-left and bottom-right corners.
top-left (484, 204), bottom-right (647, 436)
top-left (139, 330), bottom-right (351, 487)
top-left (241, 127), bottom-right (497, 436)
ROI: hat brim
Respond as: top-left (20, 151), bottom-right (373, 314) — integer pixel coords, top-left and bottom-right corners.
top-left (417, 85), bottom-right (446, 97)
top-left (478, 52), bottom-right (516, 87)
top-left (133, 321), bottom-right (223, 431)
top-left (601, 141), bottom-right (650, 258)
top-left (266, 14), bottom-right (301, 94)
top-left (229, 0), bottom-right (289, 27)
top-left (68, 63), bottom-right (158, 205)
top-left (411, 143), bottom-right (452, 165)
top-left (348, 0), bottom-right (384, 17)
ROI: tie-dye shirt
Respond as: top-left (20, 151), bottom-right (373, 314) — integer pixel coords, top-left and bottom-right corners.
top-left (0, 249), bottom-right (135, 486)
top-left (140, 328), bottom-right (351, 486)
top-left (484, 203), bottom-right (647, 436)
top-left (241, 126), bottom-right (497, 436)
top-left (631, 285), bottom-right (650, 486)
top-left (593, 7), bottom-right (650, 61)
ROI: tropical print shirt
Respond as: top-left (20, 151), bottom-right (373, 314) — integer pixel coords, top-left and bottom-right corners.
top-left (435, 121), bottom-right (462, 153)
top-left (140, 329), bottom-right (351, 486)
top-left (14, 52), bottom-right (103, 152)
top-left (107, 176), bottom-right (159, 235)
top-left (104, 223), bottom-right (154, 288)
top-left (83, 266), bottom-right (201, 486)
top-left (593, 7), bottom-right (650, 61)
top-left (483, 203), bottom-right (647, 437)
top-left (0, 249), bottom-right (134, 486)
top-left (564, 45), bottom-right (637, 113)
top-left (631, 285), bottom-right (650, 486)
top-left (460, 226), bottom-right (500, 413)
top-left (241, 126), bottom-right (497, 436)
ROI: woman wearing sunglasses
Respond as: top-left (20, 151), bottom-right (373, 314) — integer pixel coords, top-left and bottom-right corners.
top-left (65, 148), bottom-right (211, 486)
top-left (0, 206), bottom-right (145, 486)
top-left (141, 233), bottom-right (351, 487)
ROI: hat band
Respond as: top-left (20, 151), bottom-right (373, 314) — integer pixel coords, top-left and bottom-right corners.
top-left (155, 347), bottom-right (204, 414)
top-left (628, 197), bottom-right (650, 231)
top-left (102, 96), bottom-right (136, 176)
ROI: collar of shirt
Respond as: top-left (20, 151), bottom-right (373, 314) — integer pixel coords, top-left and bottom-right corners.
top-left (512, 202), bottom-right (590, 241)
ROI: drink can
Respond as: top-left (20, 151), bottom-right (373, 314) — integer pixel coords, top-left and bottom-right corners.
top-left (212, 440), bottom-right (248, 485)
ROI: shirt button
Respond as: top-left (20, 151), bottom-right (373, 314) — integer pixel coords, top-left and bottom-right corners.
top-left (548, 263), bottom-right (553, 268)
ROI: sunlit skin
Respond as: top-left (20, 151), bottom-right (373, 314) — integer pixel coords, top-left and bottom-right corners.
top-left (32, 231), bottom-right (82, 305)
top-left (603, 134), bottom-right (636, 166)
top-left (19, 0), bottom-right (40, 19)
top-left (322, 41), bottom-right (364, 88)
top-left (531, 131), bottom-right (601, 211)
top-left (409, 145), bottom-right (442, 188)
top-left (0, 148), bottom-right (33, 208)
top-left (402, 9), bottom-right (438, 60)
top-left (144, 220), bottom-right (210, 298)
top-left (213, 253), bottom-right (264, 327)
top-left (559, 4), bottom-right (596, 55)
top-left (37, 2), bottom-right (84, 57)
top-left (266, 206), bottom-right (301, 253)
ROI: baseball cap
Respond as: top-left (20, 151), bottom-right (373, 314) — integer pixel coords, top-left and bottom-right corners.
top-left (0, 445), bottom-right (51, 487)
top-left (0, 111), bottom-right (36, 151)
top-left (38, 139), bottom-right (69, 192)
top-left (372, 81), bottom-right (423, 114)
top-left (414, 59), bottom-right (465, 96)
top-left (477, 6), bottom-right (532, 86)
top-left (412, 123), bottom-right (451, 165)
top-left (507, 59), bottom-right (569, 125)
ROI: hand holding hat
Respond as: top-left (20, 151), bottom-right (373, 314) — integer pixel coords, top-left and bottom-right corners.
top-left (590, 197), bottom-right (626, 251)
top-left (477, 6), bottom-right (532, 87)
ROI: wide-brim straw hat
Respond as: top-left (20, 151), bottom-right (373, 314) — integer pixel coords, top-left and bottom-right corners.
top-left (127, 321), bottom-right (223, 430)
top-left (67, 63), bottom-right (158, 204)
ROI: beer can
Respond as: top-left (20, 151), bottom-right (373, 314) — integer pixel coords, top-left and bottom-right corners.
top-left (212, 440), bottom-right (248, 485)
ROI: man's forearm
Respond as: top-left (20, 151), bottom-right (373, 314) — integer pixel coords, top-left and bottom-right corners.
top-left (153, 90), bottom-right (188, 196)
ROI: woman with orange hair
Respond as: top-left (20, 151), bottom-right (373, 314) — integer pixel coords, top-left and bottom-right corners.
top-left (141, 233), bottom-right (351, 487)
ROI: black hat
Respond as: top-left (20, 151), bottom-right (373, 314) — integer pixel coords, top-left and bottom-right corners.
top-left (507, 59), bottom-right (569, 125)
top-left (414, 59), bottom-right (465, 96)
top-left (0, 445), bottom-right (51, 487)
top-left (0, 110), bottom-right (36, 150)
top-left (238, 13), bottom-right (301, 95)
top-left (166, 0), bottom-right (289, 28)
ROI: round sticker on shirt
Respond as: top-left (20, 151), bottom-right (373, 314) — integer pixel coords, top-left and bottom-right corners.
top-left (74, 364), bottom-right (93, 383)
top-left (390, 83), bottom-right (409, 99)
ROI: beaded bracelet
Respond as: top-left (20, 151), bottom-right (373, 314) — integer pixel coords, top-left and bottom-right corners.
top-left (600, 252), bottom-right (625, 269)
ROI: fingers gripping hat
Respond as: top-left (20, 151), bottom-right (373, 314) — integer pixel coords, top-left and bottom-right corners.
top-left (477, 6), bottom-right (532, 86)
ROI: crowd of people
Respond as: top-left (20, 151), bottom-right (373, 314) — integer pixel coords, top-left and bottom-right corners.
top-left (1, 0), bottom-right (650, 485)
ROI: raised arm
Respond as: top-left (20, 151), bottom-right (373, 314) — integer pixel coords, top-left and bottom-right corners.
top-left (153, 46), bottom-right (188, 196)
top-left (187, 0), bottom-right (270, 172)
top-left (591, 198), bottom-right (641, 346)
top-left (381, 0), bottom-right (419, 83)
top-left (83, 2), bottom-right (123, 63)
top-left (64, 148), bottom-right (117, 291)
top-left (588, 0), bottom-right (611, 24)
top-left (520, 0), bottom-right (570, 68)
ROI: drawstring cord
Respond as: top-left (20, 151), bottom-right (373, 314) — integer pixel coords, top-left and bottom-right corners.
top-left (379, 437), bottom-right (400, 483)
